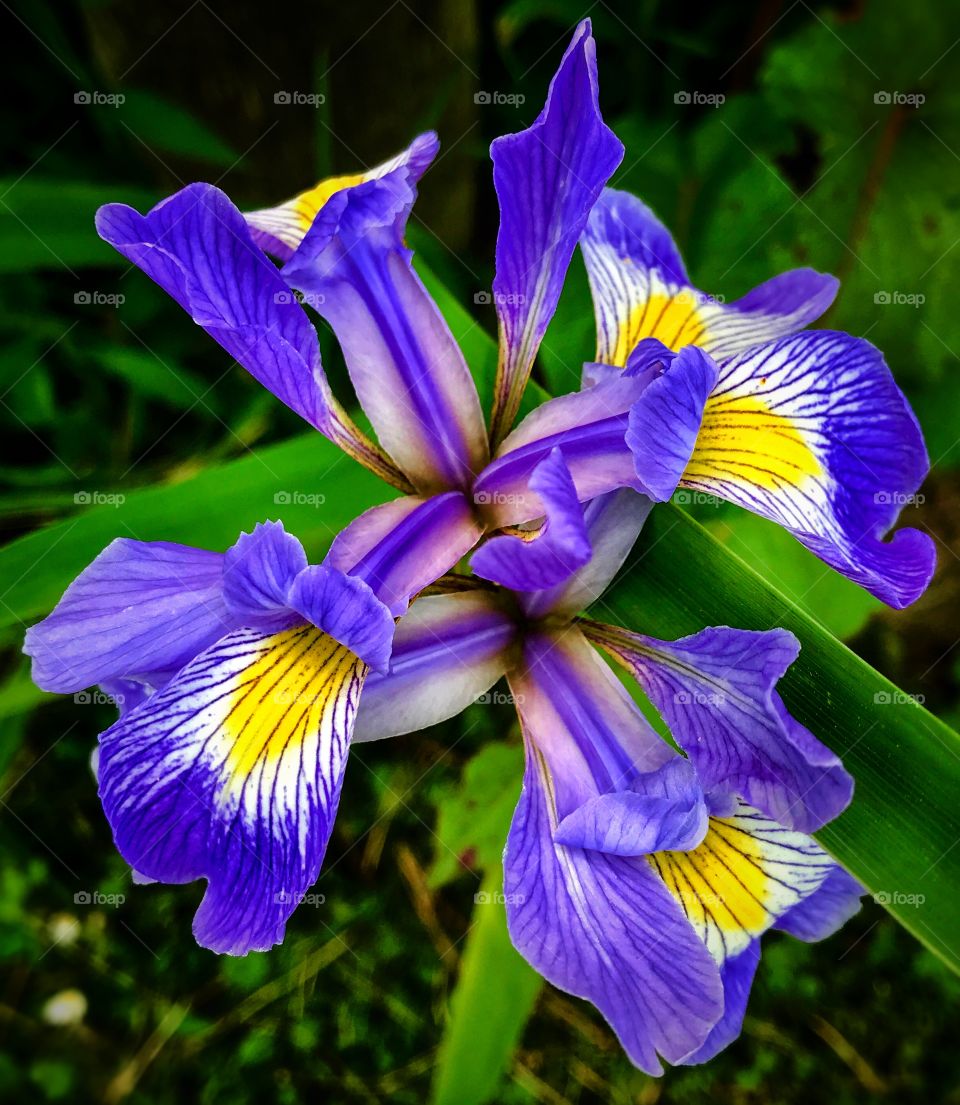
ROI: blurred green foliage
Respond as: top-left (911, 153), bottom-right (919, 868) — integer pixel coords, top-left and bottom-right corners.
top-left (2, 0), bottom-right (960, 1102)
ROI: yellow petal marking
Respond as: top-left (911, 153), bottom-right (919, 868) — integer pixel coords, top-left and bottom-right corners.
top-left (616, 290), bottom-right (711, 364)
top-left (683, 392), bottom-right (822, 491)
top-left (649, 816), bottom-right (771, 940)
top-left (222, 625), bottom-right (363, 793)
top-left (293, 173), bottom-right (367, 232)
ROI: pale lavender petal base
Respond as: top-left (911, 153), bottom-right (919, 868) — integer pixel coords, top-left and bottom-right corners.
top-left (522, 489), bottom-right (652, 620)
top-left (354, 591), bottom-right (516, 742)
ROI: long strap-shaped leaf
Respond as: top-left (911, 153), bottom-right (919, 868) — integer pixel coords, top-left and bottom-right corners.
top-left (431, 870), bottom-right (541, 1105)
top-left (0, 432), bottom-right (384, 632)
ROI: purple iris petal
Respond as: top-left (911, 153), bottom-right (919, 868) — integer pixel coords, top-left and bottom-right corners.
top-left (626, 344), bottom-right (718, 500)
top-left (222, 521), bottom-right (308, 626)
top-left (282, 163), bottom-right (488, 493)
top-left (99, 678), bottom-right (153, 717)
top-left (586, 623), bottom-right (853, 832)
top-left (510, 628), bottom-right (675, 819)
top-left (522, 489), bottom-right (652, 620)
top-left (675, 941), bottom-right (760, 1066)
top-left (96, 185), bottom-right (400, 486)
top-left (647, 804), bottom-right (842, 987)
top-left (489, 18), bottom-right (623, 442)
top-left (23, 538), bottom-right (235, 693)
top-left (581, 337), bottom-right (676, 389)
top-left (354, 591), bottom-right (517, 742)
top-left (287, 565), bottom-right (395, 673)
top-left (98, 622), bottom-right (367, 955)
top-left (585, 188), bottom-right (690, 290)
top-left (325, 491), bottom-right (483, 617)
top-left (504, 733), bottom-right (723, 1073)
top-left (504, 627), bottom-right (850, 1080)
top-left (624, 337), bottom-right (678, 379)
top-left (474, 373), bottom-right (649, 527)
top-left (471, 449), bottom-right (591, 591)
top-left (775, 865), bottom-right (864, 941)
top-left (246, 132), bottom-right (440, 261)
top-left (580, 186), bottom-right (838, 365)
top-left (554, 757), bottom-right (707, 855)
top-left (673, 330), bottom-right (936, 607)
top-left (729, 268), bottom-right (839, 333)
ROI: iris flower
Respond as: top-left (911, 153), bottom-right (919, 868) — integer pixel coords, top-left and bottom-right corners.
top-left (21, 14), bottom-right (929, 1074)
top-left (579, 188), bottom-right (935, 607)
top-left (23, 20), bottom-right (646, 954)
top-left (84, 20), bottom-right (634, 621)
top-left (356, 461), bottom-right (862, 1073)
top-left (24, 521), bottom-right (404, 952)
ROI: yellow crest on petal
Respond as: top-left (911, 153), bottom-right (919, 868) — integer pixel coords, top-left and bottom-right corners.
top-left (615, 290), bottom-right (712, 364)
top-left (649, 808), bottom-right (833, 963)
top-left (222, 624), bottom-right (364, 796)
top-left (684, 392), bottom-right (822, 492)
top-left (291, 172), bottom-right (367, 235)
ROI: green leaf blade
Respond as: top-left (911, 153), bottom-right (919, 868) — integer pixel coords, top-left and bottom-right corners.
top-left (431, 871), bottom-right (541, 1105)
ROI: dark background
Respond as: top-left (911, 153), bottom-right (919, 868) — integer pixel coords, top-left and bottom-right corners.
top-left (1, 0), bottom-right (959, 1101)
